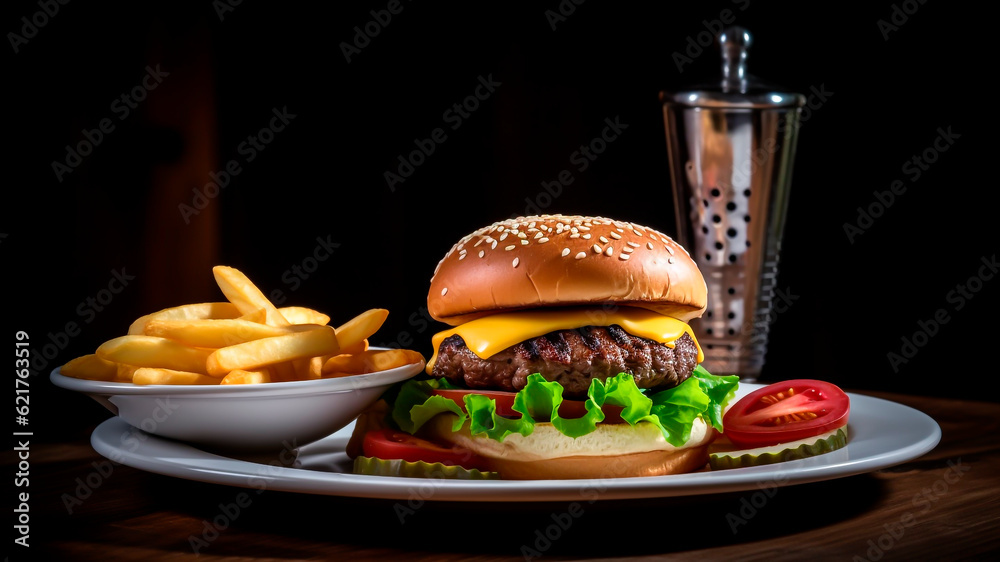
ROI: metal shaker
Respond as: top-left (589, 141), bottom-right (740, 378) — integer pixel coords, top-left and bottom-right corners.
top-left (660, 26), bottom-right (805, 381)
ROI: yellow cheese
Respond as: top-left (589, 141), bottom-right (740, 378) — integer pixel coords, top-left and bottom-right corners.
top-left (426, 306), bottom-right (703, 374)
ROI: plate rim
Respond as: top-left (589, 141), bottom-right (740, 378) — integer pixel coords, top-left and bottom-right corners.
top-left (88, 385), bottom-right (943, 502)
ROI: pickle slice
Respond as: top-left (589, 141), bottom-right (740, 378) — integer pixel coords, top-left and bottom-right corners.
top-left (353, 456), bottom-right (501, 479)
top-left (709, 427), bottom-right (848, 470)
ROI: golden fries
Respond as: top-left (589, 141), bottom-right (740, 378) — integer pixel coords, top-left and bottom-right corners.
top-left (97, 335), bottom-right (214, 374)
top-left (133, 368), bottom-right (220, 385)
top-left (335, 308), bottom-right (388, 352)
top-left (59, 265), bottom-right (421, 385)
top-left (142, 318), bottom-right (299, 348)
top-left (128, 302), bottom-right (241, 335)
top-left (322, 348), bottom-right (424, 377)
top-left (206, 325), bottom-right (339, 376)
top-left (220, 369), bottom-right (272, 385)
top-left (278, 306), bottom-right (330, 326)
top-left (212, 265), bottom-right (289, 326)
top-left (60, 354), bottom-right (118, 381)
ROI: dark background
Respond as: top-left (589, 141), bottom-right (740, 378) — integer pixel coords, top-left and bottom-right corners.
top-left (6, 0), bottom-right (994, 442)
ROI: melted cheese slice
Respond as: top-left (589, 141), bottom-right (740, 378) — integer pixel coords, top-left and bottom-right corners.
top-left (426, 306), bottom-right (703, 374)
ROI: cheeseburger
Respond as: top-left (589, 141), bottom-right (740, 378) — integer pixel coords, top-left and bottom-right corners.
top-left (350, 214), bottom-right (738, 479)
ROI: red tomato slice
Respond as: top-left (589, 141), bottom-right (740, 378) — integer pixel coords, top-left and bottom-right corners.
top-left (362, 428), bottom-right (491, 471)
top-left (723, 379), bottom-right (850, 448)
top-left (431, 388), bottom-right (626, 424)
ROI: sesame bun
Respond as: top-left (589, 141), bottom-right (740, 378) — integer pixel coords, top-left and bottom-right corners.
top-left (428, 215), bottom-right (707, 325)
top-left (423, 414), bottom-right (716, 480)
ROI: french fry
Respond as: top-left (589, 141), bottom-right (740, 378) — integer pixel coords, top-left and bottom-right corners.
top-left (96, 335), bottom-right (214, 374)
top-left (128, 302), bottom-right (241, 335)
top-left (212, 266), bottom-right (289, 326)
top-left (238, 308), bottom-right (268, 323)
top-left (116, 363), bottom-right (139, 382)
top-left (69, 265), bottom-right (412, 386)
top-left (278, 306), bottom-right (331, 326)
top-left (322, 348), bottom-right (423, 376)
top-left (60, 354), bottom-right (118, 381)
top-left (206, 325), bottom-right (339, 376)
top-left (143, 318), bottom-right (299, 348)
top-left (220, 369), bottom-right (272, 385)
top-left (335, 309), bottom-right (388, 352)
top-left (133, 367), bottom-right (220, 385)
top-left (340, 338), bottom-right (368, 355)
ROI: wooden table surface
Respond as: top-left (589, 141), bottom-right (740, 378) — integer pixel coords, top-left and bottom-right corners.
top-left (9, 389), bottom-right (1000, 561)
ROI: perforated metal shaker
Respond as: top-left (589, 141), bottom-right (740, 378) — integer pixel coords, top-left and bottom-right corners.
top-left (660, 26), bottom-right (805, 381)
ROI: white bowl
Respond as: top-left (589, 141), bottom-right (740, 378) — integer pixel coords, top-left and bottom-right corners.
top-left (50, 350), bottom-right (424, 454)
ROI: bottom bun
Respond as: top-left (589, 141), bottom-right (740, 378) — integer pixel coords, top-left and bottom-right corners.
top-left (424, 415), bottom-right (717, 480)
top-left (484, 445), bottom-right (711, 480)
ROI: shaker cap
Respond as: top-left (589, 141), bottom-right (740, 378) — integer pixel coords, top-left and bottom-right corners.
top-left (659, 26), bottom-right (805, 109)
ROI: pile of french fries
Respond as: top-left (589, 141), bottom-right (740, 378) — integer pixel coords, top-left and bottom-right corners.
top-left (59, 265), bottom-right (423, 385)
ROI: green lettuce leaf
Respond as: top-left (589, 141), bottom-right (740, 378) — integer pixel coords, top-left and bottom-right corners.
top-left (391, 368), bottom-right (739, 447)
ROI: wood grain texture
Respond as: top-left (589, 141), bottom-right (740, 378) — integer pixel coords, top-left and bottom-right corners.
top-left (8, 390), bottom-right (999, 561)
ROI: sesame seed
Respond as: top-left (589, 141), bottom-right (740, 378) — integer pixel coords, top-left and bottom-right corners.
top-left (578, 225), bottom-right (590, 231)
top-left (570, 233), bottom-right (581, 239)
top-left (491, 240), bottom-right (498, 249)
top-left (441, 288), bottom-right (448, 296)
top-left (518, 232), bottom-right (527, 239)
top-left (609, 231), bottom-right (622, 240)
top-left (500, 232), bottom-right (509, 241)
top-left (521, 239), bottom-right (529, 245)
top-left (622, 246), bottom-right (634, 253)
top-left (539, 237), bottom-right (549, 243)
top-left (582, 233), bottom-right (592, 239)
top-left (650, 234), bottom-right (659, 242)
top-left (479, 250), bottom-right (485, 258)
top-left (562, 248), bottom-right (571, 257)
top-left (512, 257), bottom-right (520, 268)
top-left (633, 230), bottom-right (643, 237)
top-left (627, 241), bottom-right (640, 248)
top-left (605, 246), bottom-right (614, 256)
top-left (534, 232), bottom-right (543, 239)
top-left (668, 257), bottom-right (675, 264)
top-left (575, 252), bottom-right (587, 260)
top-left (592, 244), bottom-right (602, 253)
top-left (599, 236), bottom-right (609, 244)
top-left (619, 253), bottom-right (630, 260)
top-left (505, 245), bottom-right (516, 251)
top-left (459, 253), bottom-right (467, 260)
top-left (647, 242), bottom-right (654, 250)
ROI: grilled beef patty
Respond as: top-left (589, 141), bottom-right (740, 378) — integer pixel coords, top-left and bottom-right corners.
top-left (430, 326), bottom-right (699, 399)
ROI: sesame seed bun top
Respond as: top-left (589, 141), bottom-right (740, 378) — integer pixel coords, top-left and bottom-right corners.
top-left (427, 215), bottom-right (708, 325)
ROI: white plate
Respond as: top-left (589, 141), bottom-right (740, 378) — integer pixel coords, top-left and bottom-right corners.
top-left (52, 352), bottom-right (424, 453)
top-left (89, 384), bottom-right (941, 502)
